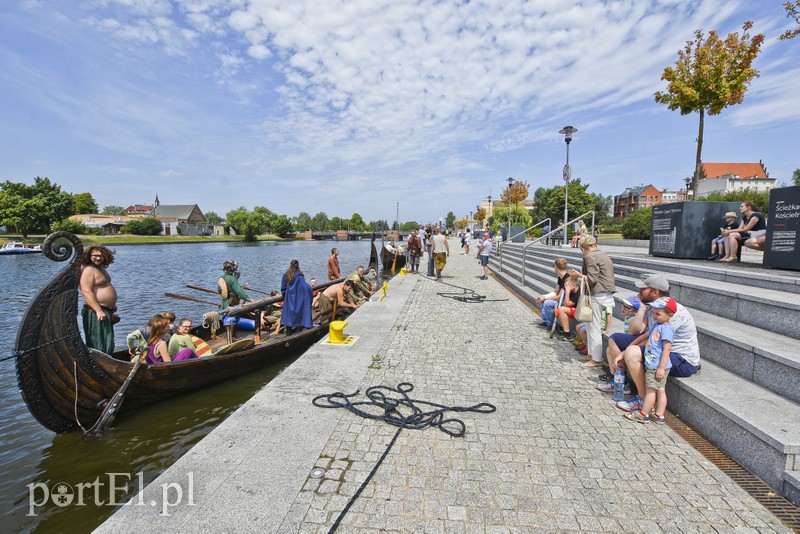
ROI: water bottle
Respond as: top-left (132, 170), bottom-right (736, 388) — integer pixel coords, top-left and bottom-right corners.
top-left (613, 366), bottom-right (626, 402)
top-left (600, 306), bottom-right (613, 329)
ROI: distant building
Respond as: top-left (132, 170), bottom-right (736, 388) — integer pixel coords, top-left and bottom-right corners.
top-left (148, 199), bottom-right (209, 236)
top-left (613, 184), bottom-right (663, 219)
top-left (123, 204), bottom-right (153, 215)
top-left (696, 161), bottom-right (776, 197)
top-left (69, 214), bottom-right (139, 234)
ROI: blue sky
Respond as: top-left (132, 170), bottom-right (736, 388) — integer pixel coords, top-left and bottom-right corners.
top-left (1, 0), bottom-right (798, 224)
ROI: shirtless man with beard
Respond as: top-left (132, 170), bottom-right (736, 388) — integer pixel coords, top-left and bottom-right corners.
top-left (80, 245), bottom-right (118, 354)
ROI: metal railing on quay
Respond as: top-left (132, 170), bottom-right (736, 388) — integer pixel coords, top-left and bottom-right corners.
top-left (520, 211), bottom-right (595, 286)
top-left (499, 218), bottom-right (550, 273)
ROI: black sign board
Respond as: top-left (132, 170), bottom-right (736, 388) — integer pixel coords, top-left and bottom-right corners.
top-left (763, 186), bottom-right (800, 270)
top-left (650, 201), bottom-right (740, 259)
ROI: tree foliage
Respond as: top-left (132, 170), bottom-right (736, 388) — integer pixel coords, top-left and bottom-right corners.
top-left (102, 205), bottom-right (125, 215)
top-left (780, 1), bottom-right (800, 40)
top-left (349, 213), bottom-right (366, 231)
top-left (475, 208), bottom-right (487, 224)
top-left (122, 217), bottom-right (163, 235)
top-left (272, 215), bottom-right (293, 236)
top-left (52, 218), bottom-right (88, 234)
top-left (654, 22), bottom-right (764, 193)
top-left (445, 211), bottom-right (456, 228)
top-left (500, 179), bottom-right (530, 205)
top-left (204, 211), bottom-right (223, 224)
top-left (700, 188), bottom-right (769, 213)
top-left (400, 221), bottom-right (419, 231)
top-left (0, 177), bottom-right (74, 237)
top-left (489, 204), bottom-right (532, 232)
top-left (542, 179), bottom-right (596, 225)
top-left (793, 168), bottom-right (800, 186)
top-left (294, 212), bottom-right (312, 231)
top-left (621, 207), bottom-right (652, 240)
top-left (72, 192), bottom-right (98, 214)
top-left (311, 212), bottom-right (329, 231)
top-left (226, 206), bottom-right (266, 241)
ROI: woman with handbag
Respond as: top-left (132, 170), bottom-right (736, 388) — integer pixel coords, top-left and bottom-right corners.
top-left (569, 236), bottom-right (616, 368)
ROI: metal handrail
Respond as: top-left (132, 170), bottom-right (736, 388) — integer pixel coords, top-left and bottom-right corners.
top-left (499, 218), bottom-right (550, 273)
top-left (521, 211), bottom-right (595, 286)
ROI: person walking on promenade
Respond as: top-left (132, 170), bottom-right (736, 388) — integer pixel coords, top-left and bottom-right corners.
top-left (431, 226), bottom-right (450, 279)
top-left (80, 244), bottom-right (118, 354)
top-left (623, 297), bottom-right (677, 424)
top-left (477, 231), bottom-right (492, 280)
top-left (568, 236), bottom-right (615, 368)
top-left (463, 229), bottom-right (471, 255)
top-left (407, 230), bottom-right (422, 274)
top-left (719, 201), bottom-right (766, 263)
top-left (613, 274), bottom-right (700, 413)
top-left (327, 248), bottom-right (341, 280)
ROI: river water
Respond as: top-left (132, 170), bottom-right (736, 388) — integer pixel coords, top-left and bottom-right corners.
top-left (0, 239), bottom-right (377, 533)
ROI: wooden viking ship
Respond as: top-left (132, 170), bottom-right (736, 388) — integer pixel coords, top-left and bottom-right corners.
top-left (14, 232), bottom-right (338, 434)
top-left (379, 241), bottom-right (407, 271)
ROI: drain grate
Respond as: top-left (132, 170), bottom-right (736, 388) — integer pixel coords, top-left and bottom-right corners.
top-left (666, 412), bottom-right (800, 530)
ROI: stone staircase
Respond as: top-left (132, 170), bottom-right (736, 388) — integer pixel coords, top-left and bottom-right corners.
top-left (488, 240), bottom-right (800, 506)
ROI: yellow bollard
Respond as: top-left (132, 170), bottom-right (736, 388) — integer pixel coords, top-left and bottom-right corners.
top-left (400, 267), bottom-right (407, 276)
top-left (328, 320), bottom-right (349, 344)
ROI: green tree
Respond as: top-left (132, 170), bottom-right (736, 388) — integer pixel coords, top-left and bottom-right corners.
top-left (0, 177), bottom-right (74, 237)
top-left (793, 168), bottom-right (800, 186)
top-left (226, 206), bottom-right (266, 241)
top-left (272, 215), bottom-right (293, 236)
top-left (489, 204), bottom-right (532, 232)
top-left (445, 211), bottom-right (456, 228)
top-left (122, 217), bottom-right (163, 235)
top-left (51, 218), bottom-right (88, 234)
top-left (400, 221), bottom-right (419, 231)
top-left (368, 219), bottom-right (389, 231)
top-left (329, 216), bottom-right (344, 230)
top-left (72, 192), bottom-right (98, 214)
top-left (102, 205), bottom-right (125, 215)
top-left (701, 188), bottom-right (769, 212)
top-left (655, 22), bottom-right (764, 195)
top-left (780, 1), bottom-right (800, 40)
top-left (621, 207), bottom-right (652, 240)
top-left (253, 206), bottom-right (276, 232)
top-left (542, 180), bottom-right (595, 225)
top-left (590, 193), bottom-right (613, 225)
top-left (349, 213), bottom-right (366, 231)
top-left (295, 212), bottom-right (312, 231)
top-left (311, 212), bottom-right (329, 231)
top-left (204, 211), bottom-right (224, 224)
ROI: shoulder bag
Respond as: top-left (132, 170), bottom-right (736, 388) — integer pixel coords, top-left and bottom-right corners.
top-left (575, 278), bottom-right (593, 323)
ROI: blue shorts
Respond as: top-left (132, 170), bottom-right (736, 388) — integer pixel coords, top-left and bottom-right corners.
top-left (610, 332), bottom-right (697, 378)
top-left (712, 237), bottom-right (725, 245)
top-left (480, 255), bottom-right (489, 266)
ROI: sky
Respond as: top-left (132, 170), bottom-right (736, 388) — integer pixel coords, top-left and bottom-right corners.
top-left (1, 0), bottom-right (798, 225)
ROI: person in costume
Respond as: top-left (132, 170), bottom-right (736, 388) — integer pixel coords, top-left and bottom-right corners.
top-left (79, 244), bottom-right (118, 354)
top-left (280, 260), bottom-right (314, 333)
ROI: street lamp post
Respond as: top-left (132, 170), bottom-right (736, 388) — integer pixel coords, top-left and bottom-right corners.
top-left (559, 125), bottom-right (577, 247)
top-left (506, 177), bottom-right (513, 241)
top-left (684, 177), bottom-right (691, 200)
top-left (487, 195), bottom-right (492, 232)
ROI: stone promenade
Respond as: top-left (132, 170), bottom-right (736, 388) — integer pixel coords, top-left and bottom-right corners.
top-left (97, 240), bottom-right (789, 533)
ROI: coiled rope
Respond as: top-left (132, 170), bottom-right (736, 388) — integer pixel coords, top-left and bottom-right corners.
top-left (428, 277), bottom-right (509, 304)
top-left (312, 382), bottom-right (496, 533)
top-left (202, 311), bottom-right (222, 337)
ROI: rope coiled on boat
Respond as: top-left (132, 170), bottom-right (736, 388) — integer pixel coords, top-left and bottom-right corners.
top-left (202, 311), bottom-right (222, 338)
top-left (312, 382), bottom-right (496, 533)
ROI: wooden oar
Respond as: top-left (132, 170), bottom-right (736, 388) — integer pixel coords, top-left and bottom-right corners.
top-left (84, 355), bottom-right (144, 437)
top-left (165, 292), bottom-right (219, 307)
top-left (391, 250), bottom-right (398, 274)
top-left (242, 284), bottom-right (271, 296)
top-left (186, 284), bottom-right (217, 295)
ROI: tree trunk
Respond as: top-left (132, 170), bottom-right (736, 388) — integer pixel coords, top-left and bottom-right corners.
top-left (693, 108), bottom-right (704, 197)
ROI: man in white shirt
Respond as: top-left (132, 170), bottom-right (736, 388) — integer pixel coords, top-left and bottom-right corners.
top-left (431, 227), bottom-right (450, 279)
top-left (477, 232), bottom-right (492, 280)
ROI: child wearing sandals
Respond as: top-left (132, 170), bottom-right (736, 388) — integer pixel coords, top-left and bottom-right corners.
top-left (624, 297), bottom-right (676, 424)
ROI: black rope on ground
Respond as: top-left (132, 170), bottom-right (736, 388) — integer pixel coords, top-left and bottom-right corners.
top-left (312, 383), bottom-right (496, 533)
top-left (425, 276), bottom-right (509, 303)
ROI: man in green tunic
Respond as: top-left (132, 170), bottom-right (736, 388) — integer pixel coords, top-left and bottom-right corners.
top-left (218, 260), bottom-right (253, 310)
top-left (345, 266), bottom-right (374, 301)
